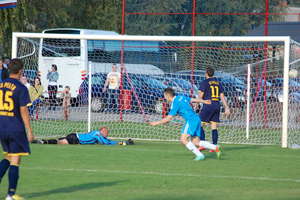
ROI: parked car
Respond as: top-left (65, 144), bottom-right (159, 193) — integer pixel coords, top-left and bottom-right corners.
top-left (239, 76), bottom-right (273, 101)
top-left (153, 75), bottom-right (199, 97)
top-left (269, 78), bottom-right (300, 103)
top-left (78, 73), bottom-right (167, 113)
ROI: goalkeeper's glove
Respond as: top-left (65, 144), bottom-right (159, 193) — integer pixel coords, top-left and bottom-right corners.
top-left (127, 139), bottom-right (134, 145)
top-left (118, 141), bottom-right (126, 146)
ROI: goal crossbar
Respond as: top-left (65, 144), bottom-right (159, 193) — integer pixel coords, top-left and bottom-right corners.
top-left (12, 32), bottom-right (290, 42)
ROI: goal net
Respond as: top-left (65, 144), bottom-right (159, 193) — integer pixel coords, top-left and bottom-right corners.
top-left (12, 32), bottom-right (300, 147)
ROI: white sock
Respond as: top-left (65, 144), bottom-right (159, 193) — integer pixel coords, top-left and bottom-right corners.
top-left (199, 140), bottom-right (217, 150)
top-left (185, 141), bottom-right (203, 157)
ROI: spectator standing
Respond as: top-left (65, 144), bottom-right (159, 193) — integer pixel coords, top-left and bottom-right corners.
top-left (1, 57), bottom-right (10, 68)
top-left (0, 57), bottom-right (9, 82)
top-left (61, 86), bottom-right (71, 120)
top-left (28, 77), bottom-right (44, 118)
top-left (20, 76), bottom-right (30, 89)
top-left (103, 64), bottom-right (121, 112)
top-left (47, 64), bottom-right (59, 110)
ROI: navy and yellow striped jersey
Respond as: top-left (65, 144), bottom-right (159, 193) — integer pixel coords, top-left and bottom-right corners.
top-left (0, 78), bottom-right (31, 133)
top-left (199, 77), bottom-right (224, 104)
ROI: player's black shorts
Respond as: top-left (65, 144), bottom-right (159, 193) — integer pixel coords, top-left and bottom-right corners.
top-left (200, 104), bottom-right (221, 123)
top-left (59, 133), bottom-right (79, 144)
top-left (0, 131), bottom-right (30, 156)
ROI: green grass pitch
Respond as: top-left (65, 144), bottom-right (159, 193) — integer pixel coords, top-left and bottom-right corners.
top-left (0, 142), bottom-right (299, 200)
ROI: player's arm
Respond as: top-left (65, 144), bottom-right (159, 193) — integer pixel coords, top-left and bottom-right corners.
top-left (192, 91), bottom-right (210, 104)
top-left (102, 138), bottom-right (118, 145)
top-left (148, 115), bottom-right (173, 126)
top-left (191, 92), bottom-right (211, 104)
top-left (20, 106), bottom-right (34, 142)
top-left (95, 134), bottom-right (118, 145)
top-left (220, 92), bottom-right (230, 115)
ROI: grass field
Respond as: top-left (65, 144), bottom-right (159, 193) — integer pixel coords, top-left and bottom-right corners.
top-left (0, 142), bottom-right (299, 200)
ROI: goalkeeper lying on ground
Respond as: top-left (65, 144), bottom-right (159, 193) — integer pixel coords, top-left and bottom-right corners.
top-left (32, 127), bottom-right (134, 145)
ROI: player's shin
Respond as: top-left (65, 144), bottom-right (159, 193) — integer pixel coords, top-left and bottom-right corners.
top-left (185, 141), bottom-right (204, 157)
top-left (212, 129), bottom-right (218, 144)
top-left (200, 127), bottom-right (205, 140)
top-left (199, 140), bottom-right (217, 151)
top-left (45, 139), bottom-right (58, 144)
top-left (8, 165), bottom-right (19, 196)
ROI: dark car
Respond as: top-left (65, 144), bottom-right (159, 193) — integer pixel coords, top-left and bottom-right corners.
top-left (239, 77), bottom-right (273, 101)
top-left (269, 78), bottom-right (300, 103)
top-left (153, 75), bottom-right (199, 97)
top-left (78, 73), bottom-right (167, 113)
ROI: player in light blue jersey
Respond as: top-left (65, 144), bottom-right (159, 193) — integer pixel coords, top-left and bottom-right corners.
top-left (149, 88), bottom-right (221, 160)
top-left (32, 127), bottom-right (134, 146)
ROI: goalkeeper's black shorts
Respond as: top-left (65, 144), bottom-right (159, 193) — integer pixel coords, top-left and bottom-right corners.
top-left (59, 133), bottom-right (79, 144)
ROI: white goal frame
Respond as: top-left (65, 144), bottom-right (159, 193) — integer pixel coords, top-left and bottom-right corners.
top-left (11, 32), bottom-right (291, 148)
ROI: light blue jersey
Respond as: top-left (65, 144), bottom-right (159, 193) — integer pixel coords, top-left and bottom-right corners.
top-left (168, 95), bottom-right (201, 137)
top-left (76, 130), bottom-right (118, 145)
top-left (168, 96), bottom-right (198, 121)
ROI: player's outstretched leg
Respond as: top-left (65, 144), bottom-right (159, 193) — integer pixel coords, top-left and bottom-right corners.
top-left (199, 140), bottom-right (222, 160)
top-left (181, 134), bottom-right (205, 161)
top-left (32, 139), bottom-right (58, 144)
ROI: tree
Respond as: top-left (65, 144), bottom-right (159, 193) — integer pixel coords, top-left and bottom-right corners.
top-left (0, 0), bottom-right (122, 57)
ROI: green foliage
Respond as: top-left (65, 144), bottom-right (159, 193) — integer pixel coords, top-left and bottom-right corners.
top-left (0, 0), bottom-right (122, 56)
top-left (0, 0), bottom-right (284, 56)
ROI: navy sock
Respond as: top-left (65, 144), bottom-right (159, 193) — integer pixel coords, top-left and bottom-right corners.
top-left (0, 159), bottom-right (10, 182)
top-left (45, 139), bottom-right (58, 144)
top-left (8, 165), bottom-right (19, 196)
top-left (200, 127), bottom-right (205, 140)
top-left (212, 129), bottom-right (218, 145)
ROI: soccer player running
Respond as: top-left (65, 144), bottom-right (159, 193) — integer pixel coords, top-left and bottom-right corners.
top-left (149, 88), bottom-right (221, 160)
top-left (198, 67), bottom-right (230, 152)
top-left (0, 59), bottom-right (34, 200)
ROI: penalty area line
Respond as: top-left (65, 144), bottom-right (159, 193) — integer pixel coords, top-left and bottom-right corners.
top-left (23, 167), bottom-right (300, 183)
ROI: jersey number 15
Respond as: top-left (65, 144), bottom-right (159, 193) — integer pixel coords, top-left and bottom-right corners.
top-left (0, 90), bottom-right (14, 111)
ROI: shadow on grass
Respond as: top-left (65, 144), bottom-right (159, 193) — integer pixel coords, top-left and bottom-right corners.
top-left (25, 180), bottom-right (123, 198)
top-left (221, 145), bottom-right (262, 152)
top-left (202, 145), bottom-right (262, 160)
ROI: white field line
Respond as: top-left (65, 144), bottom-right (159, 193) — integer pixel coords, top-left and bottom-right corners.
top-left (24, 167), bottom-right (300, 183)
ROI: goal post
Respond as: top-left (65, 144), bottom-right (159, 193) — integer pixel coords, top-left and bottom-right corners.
top-left (12, 31), bottom-right (299, 148)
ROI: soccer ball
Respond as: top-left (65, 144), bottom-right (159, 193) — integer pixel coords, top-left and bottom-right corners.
top-left (289, 69), bottom-right (298, 78)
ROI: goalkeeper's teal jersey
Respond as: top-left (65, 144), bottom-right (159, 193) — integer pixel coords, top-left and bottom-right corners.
top-left (76, 130), bottom-right (118, 145)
